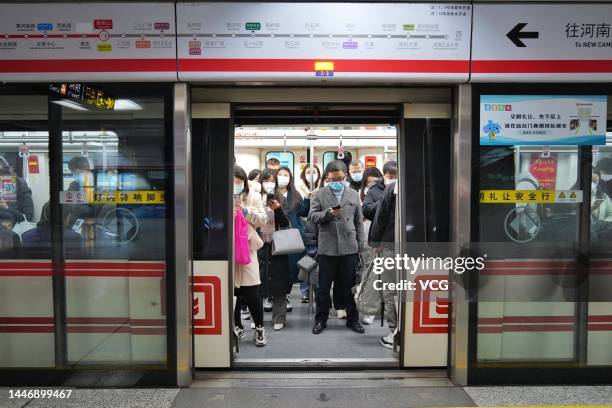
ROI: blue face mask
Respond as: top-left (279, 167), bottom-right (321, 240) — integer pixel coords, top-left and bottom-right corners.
top-left (351, 172), bottom-right (363, 182)
top-left (329, 181), bottom-right (345, 191)
top-left (234, 184), bottom-right (244, 195)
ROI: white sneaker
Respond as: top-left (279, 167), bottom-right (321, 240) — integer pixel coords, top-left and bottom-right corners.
top-left (241, 309), bottom-right (250, 320)
top-left (234, 325), bottom-right (246, 341)
top-left (361, 315), bottom-right (375, 325)
top-left (286, 296), bottom-right (293, 312)
top-left (255, 327), bottom-right (267, 347)
top-left (336, 309), bottom-right (347, 319)
top-left (250, 321), bottom-right (255, 329)
top-left (264, 298), bottom-right (273, 312)
top-left (380, 332), bottom-right (394, 349)
top-left (273, 323), bottom-right (284, 331)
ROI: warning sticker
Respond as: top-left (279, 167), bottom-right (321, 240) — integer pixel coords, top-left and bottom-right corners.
top-left (60, 190), bottom-right (165, 205)
top-left (480, 190), bottom-right (583, 204)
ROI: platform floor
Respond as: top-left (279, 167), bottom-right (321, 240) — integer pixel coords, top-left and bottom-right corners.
top-left (2, 381), bottom-right (612, 408)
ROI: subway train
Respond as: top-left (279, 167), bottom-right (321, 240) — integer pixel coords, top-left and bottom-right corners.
top-left (1, 0), bottom-right (612, 390)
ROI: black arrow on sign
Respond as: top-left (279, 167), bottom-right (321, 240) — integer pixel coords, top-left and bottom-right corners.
top-left (506, 23), bottom-right (539, 47)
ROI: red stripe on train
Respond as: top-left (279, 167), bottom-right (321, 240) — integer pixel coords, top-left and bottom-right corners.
top-left (0, 59), bottom-right (177, 73)
top-left (472, 60), bottom-right (612, 74)
top-left (178, 58), bottom-right (470, 73)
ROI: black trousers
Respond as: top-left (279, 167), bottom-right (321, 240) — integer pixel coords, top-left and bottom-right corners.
top-left (315, 254), bottom-right (359, 323)
top-left (234, 285), bottom-right (264, 329)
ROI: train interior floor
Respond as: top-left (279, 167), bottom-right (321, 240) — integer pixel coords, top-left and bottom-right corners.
top-left (234, 284), bottom-right (398, 364)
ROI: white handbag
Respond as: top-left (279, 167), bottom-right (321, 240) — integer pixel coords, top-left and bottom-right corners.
top-left (271, 228), bottom-right (305, 255)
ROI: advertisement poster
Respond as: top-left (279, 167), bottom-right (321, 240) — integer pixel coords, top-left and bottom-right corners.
top-left (480, 95), bottom-right (607, 145)
top-left (529, 153), bottom-right (557, 190)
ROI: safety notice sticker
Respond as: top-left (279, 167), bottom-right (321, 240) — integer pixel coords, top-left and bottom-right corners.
top-left (480, 190), bottom-right (583, 203)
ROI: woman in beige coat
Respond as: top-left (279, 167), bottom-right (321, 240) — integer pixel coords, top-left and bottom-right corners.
top-left (233, 166), bottom-right (268, 347)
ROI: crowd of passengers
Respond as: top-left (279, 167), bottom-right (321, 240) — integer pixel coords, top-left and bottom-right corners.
top-left (232, 154), bottom-right (399, 348)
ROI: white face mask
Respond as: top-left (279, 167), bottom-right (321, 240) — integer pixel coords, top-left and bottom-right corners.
top-left (602, 174), bottom-right (612, 182)
top-left (277, 175), bottom-right (290, 187)
top-left (263, 181), bottom-right (275, 194)
top-left (251, 181), bottom-right (261, 193)
top-left (384, 178), bottom-right (395, 186)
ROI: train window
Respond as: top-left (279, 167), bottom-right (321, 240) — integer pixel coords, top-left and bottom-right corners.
top-left (265, 151), bottom-right (294, 171)
top-left (58, 87), bottom-right (170, 364)
top-left (0, 92), bottom-right (53, 368)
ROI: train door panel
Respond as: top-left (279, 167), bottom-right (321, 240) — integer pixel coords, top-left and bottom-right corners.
top-left (192, 104), bottom-right (232, 368)
top-left (401, 105), bottom-right (452, 367)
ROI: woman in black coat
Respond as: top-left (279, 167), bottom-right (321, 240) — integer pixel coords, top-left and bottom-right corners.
top-left (257, 169), bottom-right (291, 330)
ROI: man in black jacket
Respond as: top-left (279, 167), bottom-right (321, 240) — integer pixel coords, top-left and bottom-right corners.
top-left (369, 180), bottom-right (398, 349)
top-left (362, 160), bottom-right (397, 223)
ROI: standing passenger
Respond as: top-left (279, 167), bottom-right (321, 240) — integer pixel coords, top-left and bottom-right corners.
top-left (265, 158), bottom-right (281, 175)
top-left (297, 165), bottom-right (321, 303)
top-left (276, 166), bottom-right (309, 311)
top-left (258, 169), bottom-right (291, 330)
top-left (347, 160), bottom-right (365, 191)
top-left (369, 181), bottom-right (399, 349)
top-left (357, 166), bottom-right (383, 325)
top-left (309, 160), bottom-right (364, 335)
top-left (233, 166), bottom-right (268, 347)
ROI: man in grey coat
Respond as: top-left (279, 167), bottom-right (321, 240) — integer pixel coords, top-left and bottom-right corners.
top-left (308, 160), bottom-right (365, 335)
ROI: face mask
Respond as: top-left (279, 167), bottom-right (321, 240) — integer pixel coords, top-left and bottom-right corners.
top-left (384, 178), bottom-right (395, 186)
top-left (351, 172), bottom-right (363, 182)
top-left (329, 181), bottom-right (345, 191)
top-left (263, 182), bottom-right (275, 194)
top-left (592, 181), bottom-right (598, 191)
top-left (277, 175), bottom-right (290, 187)
top-left (234, 183), bottom-right (244, 196)
top-left (251, 181), bottom-right (261, 193)
top-left (602, 174), bottom-right (612, 182)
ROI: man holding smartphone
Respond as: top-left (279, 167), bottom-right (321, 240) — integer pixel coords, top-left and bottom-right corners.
top-left (308, 160), bottom-right (365, 335)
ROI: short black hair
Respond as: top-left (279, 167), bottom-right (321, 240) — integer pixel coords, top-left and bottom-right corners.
top-left (258, 168), bottom-right (276, 183)
top-left (383, 160), bottom-right (397, 176)
top-left (266, 158), bottom-right (281, 167)
top-left (0, 210), bottom-right (14, 225)
top-left (248, 169), bottom-right (261, 181)
top-left (234, 165), bottom-right (249, 195)
top-left (326, 160), bottom-right (347, 174)
top-left (68, 156), bottom-right (91, 172)
top-left (597, 157), bottom-right (612, 174)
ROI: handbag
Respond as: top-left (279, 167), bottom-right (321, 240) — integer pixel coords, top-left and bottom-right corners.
top-left (234, 210), bottom-right (251, 265)
top-left (297, 254), bottom-right (318, 282)
top-left (271, 227), bottom-right (305, 255)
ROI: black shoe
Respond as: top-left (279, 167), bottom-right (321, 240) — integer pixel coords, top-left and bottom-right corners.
top-left (346, 320), bottom-right (365, 334)
top-left (312, 321), bottom-right (326, 335)
top-left (300, 296), bottom-right (309, 303)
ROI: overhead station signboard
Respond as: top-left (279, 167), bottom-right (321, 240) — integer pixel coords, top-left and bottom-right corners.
top-left (0, 3), bottom-right (177, 81)
top-left (176, 2), bottom-right (472, 82)
top-left (472, 4), bottom-right (612, 81)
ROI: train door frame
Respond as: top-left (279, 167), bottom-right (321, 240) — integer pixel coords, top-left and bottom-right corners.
top-left (192, 88), bottom-right (454, 371)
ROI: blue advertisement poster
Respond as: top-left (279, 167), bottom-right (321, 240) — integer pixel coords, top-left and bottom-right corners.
top-left (480, 95), bottom-right (607, 146)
